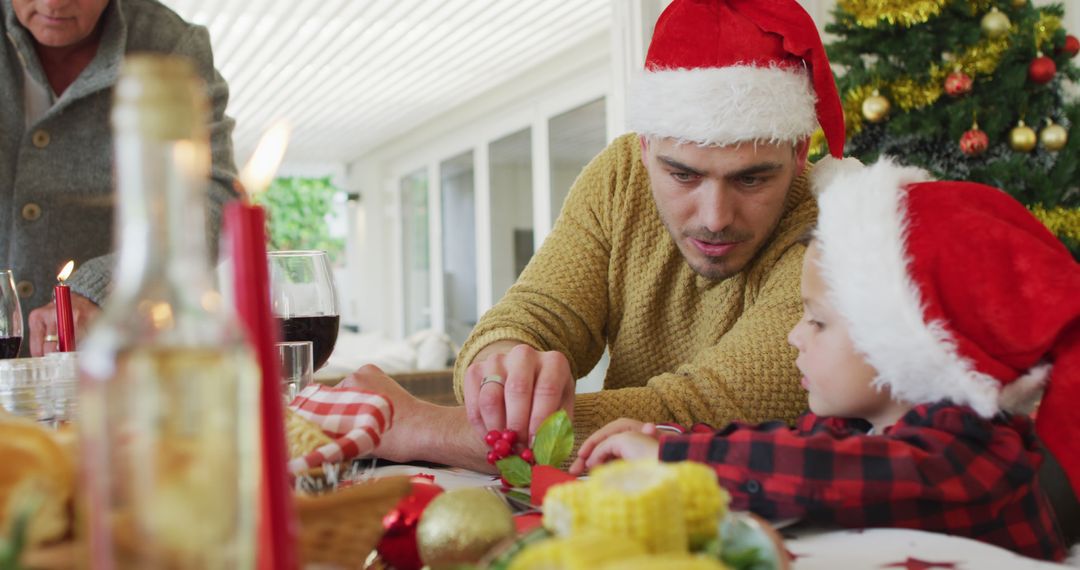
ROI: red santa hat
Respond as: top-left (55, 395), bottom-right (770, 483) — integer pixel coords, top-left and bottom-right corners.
top-left (812, 158), bottom-right (1080, 493)
top-left (629, 0), bottom-right (845, 157)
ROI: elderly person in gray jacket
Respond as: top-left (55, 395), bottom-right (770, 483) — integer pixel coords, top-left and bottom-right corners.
top-left (2, 0), bottom-right (238, 356)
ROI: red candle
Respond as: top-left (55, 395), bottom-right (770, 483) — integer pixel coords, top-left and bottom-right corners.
top-left (225, 200), bottom-right (297, 570)
top-left (55, 260), bottom-right (76, 352)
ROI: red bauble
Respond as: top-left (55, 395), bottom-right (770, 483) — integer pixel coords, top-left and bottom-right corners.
top-left (944, 71), bottom-right (973, 97)
top-left (960, 128), bottom-right (989, 156)
top-left (1028, 56), bottom-right (1057, 84)
top-left (1058, 35), bottom-right (1079, 58)
top-left (377, 477), bottom-right (445, 570)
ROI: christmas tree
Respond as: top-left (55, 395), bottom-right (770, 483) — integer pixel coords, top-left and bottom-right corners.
top-left (822, 0), bottom-right (1080, 255)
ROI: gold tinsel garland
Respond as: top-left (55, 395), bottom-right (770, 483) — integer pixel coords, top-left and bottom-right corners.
top-left (843, 35), bottom-right (1010, 136)
top-left (1034, 13), bottom-right (1062, 51)
top-left (841, 5), bottom-right (1063, 137)
top-left (838, 0), bottom-right (994, 29)
top-left (1030, 205), bottom-right (1080, 243)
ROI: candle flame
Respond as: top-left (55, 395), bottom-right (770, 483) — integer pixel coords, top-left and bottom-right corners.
top-left (239, 121), bottom-right (291, 197)
top-left (57, 260), bottom-right (74, 282)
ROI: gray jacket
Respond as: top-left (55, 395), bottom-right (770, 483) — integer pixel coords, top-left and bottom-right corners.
top-left (1, 0), bottom-right (237, 329)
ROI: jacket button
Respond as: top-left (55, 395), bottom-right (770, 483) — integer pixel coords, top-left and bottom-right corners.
top-left (15, 280), bottom-right (33, 298)
top-left (32, 129), bottom-right (50, 148)
top-left (745, 479), bottom-right (761, 494)
top-left (21, 203), bottom-right (42, 221)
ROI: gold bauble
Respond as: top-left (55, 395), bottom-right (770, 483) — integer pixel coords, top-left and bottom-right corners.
top-left (861, 90), bottom-right (891, 123)
top-left (1009, 120), bottom-right (1037, 152)
top-left (416, 488), bottom-right (515, 569)
top-left (981, 8), bottom-right (1011, 39)
top-left (1011, 0), bottom-right (1026, 7)
top-left (1040, 123), bottom-right (1068, 151)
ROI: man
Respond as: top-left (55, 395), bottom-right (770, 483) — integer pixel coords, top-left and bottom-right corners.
top-left (1, 0), bottom-right (237, 355)
top-left (344, 0), bottom-right (845, 471)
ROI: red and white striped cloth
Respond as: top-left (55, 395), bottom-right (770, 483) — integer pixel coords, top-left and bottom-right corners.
top-left (287, 384), bottom-right (395, 474)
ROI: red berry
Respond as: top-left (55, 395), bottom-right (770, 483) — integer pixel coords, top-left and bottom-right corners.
top-left (521, 448), bottom-right (535, 464)
top-left (493, 439), bottom-right (511, 457)
top-left (500, 476), bottom-right (512, 487)
top-left (484, 430), bottom-right (501, 447)
top-left (487, 451), bottom-right (499, 465)
top-left (501, 429), bottom-right (518, 445)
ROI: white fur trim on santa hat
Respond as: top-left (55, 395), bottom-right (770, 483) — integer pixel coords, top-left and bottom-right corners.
top-left (628, 65), bottom-right (817, 146)
top-left (809, 156), bottom-right (865, 196)
top-left (814, 158), bottom-right (1007, 418)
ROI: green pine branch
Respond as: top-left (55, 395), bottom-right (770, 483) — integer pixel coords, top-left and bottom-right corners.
top-left (823, 0), bottom-right (1079, 255)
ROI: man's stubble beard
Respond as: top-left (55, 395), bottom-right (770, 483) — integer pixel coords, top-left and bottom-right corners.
top-left (658, 199), bottom-right (788, 283)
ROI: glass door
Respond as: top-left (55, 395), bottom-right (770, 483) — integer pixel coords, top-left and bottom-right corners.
top-left (440, 151), bottom-right (477, 346)
top-left (548, 98), bottom-right (607, 225)
top-left (401, 169), bottom-right (432, 335)
top-left (488, 128), bottom-right (534, 303)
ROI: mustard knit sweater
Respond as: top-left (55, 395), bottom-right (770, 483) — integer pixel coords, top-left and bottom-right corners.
top-left (454, 133), bottom-right (818, 442)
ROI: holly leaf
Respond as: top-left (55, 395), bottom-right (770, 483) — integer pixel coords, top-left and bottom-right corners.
top-left (532, 410), bottom-right (574, 467)
top-left (496, 455), bottom-right (532, 487)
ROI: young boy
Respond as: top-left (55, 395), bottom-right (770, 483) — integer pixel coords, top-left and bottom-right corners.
top-left (569, 159), bottom-right (1080, 561)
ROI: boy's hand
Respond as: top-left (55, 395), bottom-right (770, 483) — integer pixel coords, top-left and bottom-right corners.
top-left (570, 418), bottom-right (659, 475)
top-left (579, 431), bottom-right (660, 472)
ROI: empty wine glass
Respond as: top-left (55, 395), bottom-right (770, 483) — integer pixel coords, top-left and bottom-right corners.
top-left (268, 251), bottom-right (339, 371)
top-left (0, 270), bottom-right (23, 359)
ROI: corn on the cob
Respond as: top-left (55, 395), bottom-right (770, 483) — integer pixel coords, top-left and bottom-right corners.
top-left (542, 480), bottom-right (593, 537)
top-left (508, 532), bottom-right (646, 570)
top-left (587, 460), bottom-right (687, 554)
top-left (599, 554), bottom-right (730, 570)
top-left (666, 461), bottom-right (728, 548)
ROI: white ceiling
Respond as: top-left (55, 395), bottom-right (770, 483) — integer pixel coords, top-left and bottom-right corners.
top-left (159, 0), bottom-right (612, 166)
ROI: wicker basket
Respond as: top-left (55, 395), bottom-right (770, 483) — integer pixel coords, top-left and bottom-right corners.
top-left (295, 475), bottom-right (411, 569)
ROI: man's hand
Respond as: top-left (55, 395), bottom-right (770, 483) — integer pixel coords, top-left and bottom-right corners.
top-left (28, 293), bottom-right (100, 356)
top-left (339, 364), bottom-right (493, 471)
top-left (569, 419), bottom-right (660, 475)
top-left (463, 343), bottom-right (575, 444)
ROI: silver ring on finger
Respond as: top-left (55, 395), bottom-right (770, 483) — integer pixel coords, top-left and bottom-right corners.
top-left (480, 374), bottom-right (505, 388)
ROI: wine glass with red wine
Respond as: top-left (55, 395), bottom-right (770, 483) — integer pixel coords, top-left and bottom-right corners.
top-left (0, 270), bottom-right (23, 359)
top-left (268, 251), bottom-right (339, 371)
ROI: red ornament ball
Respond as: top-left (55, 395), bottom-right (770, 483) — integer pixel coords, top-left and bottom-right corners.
top-left (944, 70), bottom-right (973, 97)
top-left (960, 128), bottom-right (989, 157)
top-left (1028, 56), bottom-right (1057, 84)
top-left (1059, 35), bottom-right (1079, 58)
top-left (377, 477), bottom-right (445, 570)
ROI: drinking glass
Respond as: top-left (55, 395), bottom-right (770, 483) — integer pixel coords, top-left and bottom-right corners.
top-left (268, 251), bottom-right (340, 371)
top-left (0, 270), bottom-right (23, 358)
top-left (278, 340), bottom-right (313, 402)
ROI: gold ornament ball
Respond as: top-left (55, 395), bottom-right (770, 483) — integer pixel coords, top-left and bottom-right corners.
top-left (416, 487), bottom-right (515, 569)
top-left (1011, 0), bottom-right (1026, 7)
top-left (1010, 121), bottom-right (1037, 153)
top-left (981, 8), bottom-right (1011, 39)
top-left (861, 92), bottom-right (890, 123)
top-left (1040, 123), bottom-right (1068, 151)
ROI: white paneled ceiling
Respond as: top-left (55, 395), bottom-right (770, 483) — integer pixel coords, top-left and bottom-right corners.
top-left (159, 0), bottom-right (612, 165)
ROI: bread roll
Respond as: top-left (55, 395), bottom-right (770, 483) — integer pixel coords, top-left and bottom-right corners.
top-left (285, 408), bottom-right (333, 460)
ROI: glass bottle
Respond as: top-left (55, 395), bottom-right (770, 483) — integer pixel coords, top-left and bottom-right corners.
top-left (78, 55), bottom-right (259, 569)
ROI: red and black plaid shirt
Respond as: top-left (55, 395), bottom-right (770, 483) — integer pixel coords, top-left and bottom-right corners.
top-left (658, 402), bottom-right (1066, 561)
